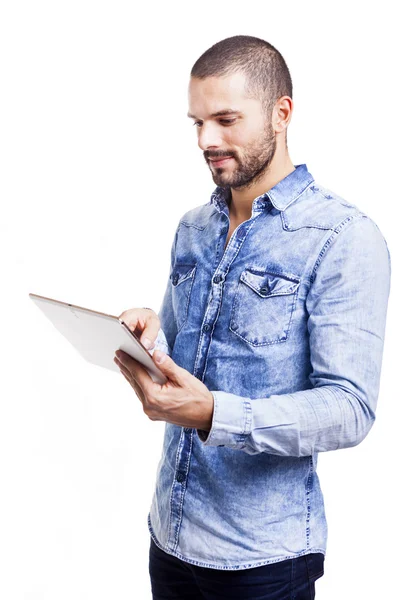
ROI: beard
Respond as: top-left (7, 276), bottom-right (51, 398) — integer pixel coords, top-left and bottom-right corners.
top-left (204, 121), bottom-right (276, 191)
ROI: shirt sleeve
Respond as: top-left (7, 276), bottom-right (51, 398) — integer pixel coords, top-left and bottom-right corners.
top-left (197, 215), bottom-right (391, 457)
top-left (146, 327), bottom-right (171, 357)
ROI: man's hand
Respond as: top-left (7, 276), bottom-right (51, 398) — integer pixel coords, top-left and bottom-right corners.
top-left (117, 307), bottom-right (160, 350)
top-left (114, 349), bottom-right (214, 431)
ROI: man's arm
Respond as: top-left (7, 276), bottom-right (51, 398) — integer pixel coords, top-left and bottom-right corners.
top-left (197, 215), bottom-right (391, 457)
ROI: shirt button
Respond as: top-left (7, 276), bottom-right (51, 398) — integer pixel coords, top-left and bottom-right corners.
top-left (203, 324), bottom-right (211, 332)
top-left (184, 427), bottom-right (192, 433)
top-left (176, 472), bottom-right (185, 483)
top-left (213, 274), bottom-right (223, 284)
top-left (172, 274), bottom-right (179, 285)
top-left (260, 286), bottom-right (269, 294)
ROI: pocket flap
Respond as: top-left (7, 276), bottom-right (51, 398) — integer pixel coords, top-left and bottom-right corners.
top-left (239, 268), bottom-right (300, 298)
top-left (170, 264), bottom-right (196, 287)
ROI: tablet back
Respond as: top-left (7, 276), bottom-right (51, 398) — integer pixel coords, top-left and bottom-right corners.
top-left (29, 293), bottom-right (167, 384)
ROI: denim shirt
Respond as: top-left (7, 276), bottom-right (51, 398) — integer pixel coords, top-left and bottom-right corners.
top-left (147, 163), bottom-right (391, 570)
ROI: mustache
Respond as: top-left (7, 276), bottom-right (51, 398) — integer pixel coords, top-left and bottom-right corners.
top-left (204, 151), bottom-right (236, 160)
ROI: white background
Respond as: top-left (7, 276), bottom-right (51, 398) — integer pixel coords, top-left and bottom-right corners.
top-left (1, 1), bottom-right (398, 598)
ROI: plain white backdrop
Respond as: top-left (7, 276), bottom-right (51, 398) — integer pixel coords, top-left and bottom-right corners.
top-left (1, 1), bottom-right (398, 598)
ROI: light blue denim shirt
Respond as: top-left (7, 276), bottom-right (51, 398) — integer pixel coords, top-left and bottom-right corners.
top-left (147, 163), bottom-right (391, 570)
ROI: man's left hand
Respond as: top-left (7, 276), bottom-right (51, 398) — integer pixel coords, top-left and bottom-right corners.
top-left (114, 349), bottom-right (214, 431)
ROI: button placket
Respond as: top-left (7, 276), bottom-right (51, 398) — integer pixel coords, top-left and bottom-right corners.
top-left (193, 218), bottom-right (259, 382)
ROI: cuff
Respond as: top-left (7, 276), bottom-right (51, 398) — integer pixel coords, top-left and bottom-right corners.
top-left (148, 328), bottom-right (171, 357)
top-left (196, 391), bottom-right (252, 449)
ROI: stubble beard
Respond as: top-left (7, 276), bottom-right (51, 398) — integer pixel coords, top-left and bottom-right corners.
top-left (207, 123), bottom-right (277, 191)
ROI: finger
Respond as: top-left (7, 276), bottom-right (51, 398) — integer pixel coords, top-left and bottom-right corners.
top-left (131, 379), bottom-right (146, 404)
top-left (138, 313), bottom-right (161, 350)
top-left (114, 357), bottom-right (132, 381)
top-left (115, 352), bottom-right (154, 393)
top-left (119, 309), bottom-right (160, 350)
top-left (116, 357), bottom-right (146, 398)
top-left (121, 370), bottom-right (145, 402)
top-left (152, 350), bottom-right (186, 385)
top-left (118, 310), bottom-right (140, 332)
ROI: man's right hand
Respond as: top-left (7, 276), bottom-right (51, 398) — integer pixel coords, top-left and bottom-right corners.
top-left (117, 307), bottom-right (160, 351)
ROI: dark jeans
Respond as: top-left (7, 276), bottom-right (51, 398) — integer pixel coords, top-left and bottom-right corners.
top-left (149, 538), bottom-right (325, 600)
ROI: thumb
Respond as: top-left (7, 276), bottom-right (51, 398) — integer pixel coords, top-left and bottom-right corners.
top-left (152, 350), bottom-right (182, 383)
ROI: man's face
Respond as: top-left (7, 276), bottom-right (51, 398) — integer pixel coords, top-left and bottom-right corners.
top-left (188, 71), bottom-right (276, 189)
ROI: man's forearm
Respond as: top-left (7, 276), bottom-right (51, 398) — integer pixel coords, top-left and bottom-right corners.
top-left (197, 384), bottom-right (375, 457)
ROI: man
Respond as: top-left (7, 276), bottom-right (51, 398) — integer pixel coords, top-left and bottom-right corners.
top-left (114, 35), bottom-right (391, 599)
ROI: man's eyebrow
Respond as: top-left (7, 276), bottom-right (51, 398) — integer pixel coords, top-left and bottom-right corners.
top-left (187, 109), bottom-right (241, 119)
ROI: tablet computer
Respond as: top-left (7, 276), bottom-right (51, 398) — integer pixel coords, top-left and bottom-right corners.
top-left (29, 293), bottom-right (168, 385)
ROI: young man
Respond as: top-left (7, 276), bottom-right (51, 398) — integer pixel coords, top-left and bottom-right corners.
top-left (114, 35), bottom-right (391, 599)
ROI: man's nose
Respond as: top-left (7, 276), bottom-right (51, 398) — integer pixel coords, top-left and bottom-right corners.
top-left (197, 123), bottom-right (223, 152)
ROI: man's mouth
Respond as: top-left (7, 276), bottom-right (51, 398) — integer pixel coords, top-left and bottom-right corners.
top-left (208, 156), bottom-right (234, 167)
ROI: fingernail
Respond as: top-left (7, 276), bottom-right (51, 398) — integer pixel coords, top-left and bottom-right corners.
top-left (142, 337), bottom-right (152, 349)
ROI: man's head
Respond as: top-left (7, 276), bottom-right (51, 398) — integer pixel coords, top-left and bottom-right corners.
top-left (188, 35), bottom-right (293, 190)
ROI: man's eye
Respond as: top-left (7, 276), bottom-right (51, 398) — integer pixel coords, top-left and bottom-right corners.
top-left (192, 119), bottom-right (236, 127)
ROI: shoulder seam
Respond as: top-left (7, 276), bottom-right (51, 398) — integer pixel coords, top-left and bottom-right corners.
top-left (310, 214), bottom-right (367, 284)
top-left (178, 203), bottom-right (215, 230)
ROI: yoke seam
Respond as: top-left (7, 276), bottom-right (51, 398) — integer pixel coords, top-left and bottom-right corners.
top-left (310, 214), bottom-right (366, 284)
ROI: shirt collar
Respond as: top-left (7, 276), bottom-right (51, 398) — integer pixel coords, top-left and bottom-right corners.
top-left (210, 163), bottom-right (315, 213)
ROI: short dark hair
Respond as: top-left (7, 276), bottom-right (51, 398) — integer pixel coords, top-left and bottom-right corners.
top-left (190, 35), bottom-right (292, 122)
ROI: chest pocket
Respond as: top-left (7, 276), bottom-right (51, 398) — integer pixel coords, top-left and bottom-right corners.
top-left (170, 263), bottom-right (197, 332)
top-left (229, 267), bottom-right (301, 346)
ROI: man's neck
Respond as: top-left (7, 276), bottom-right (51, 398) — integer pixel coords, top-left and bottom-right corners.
top-left (229, 156), bottom-right (295, 222)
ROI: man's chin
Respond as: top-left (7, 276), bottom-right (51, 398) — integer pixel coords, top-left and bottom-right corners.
top-left (212, 177), bottom-right (231, 188)
top-left (212, 174), bottom-right (248, 189)
top-left (210, 170), bottom-right (232, 187)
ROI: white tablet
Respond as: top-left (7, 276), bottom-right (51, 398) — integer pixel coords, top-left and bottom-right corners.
top-left (29, 293), bottom-right (168, 385)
